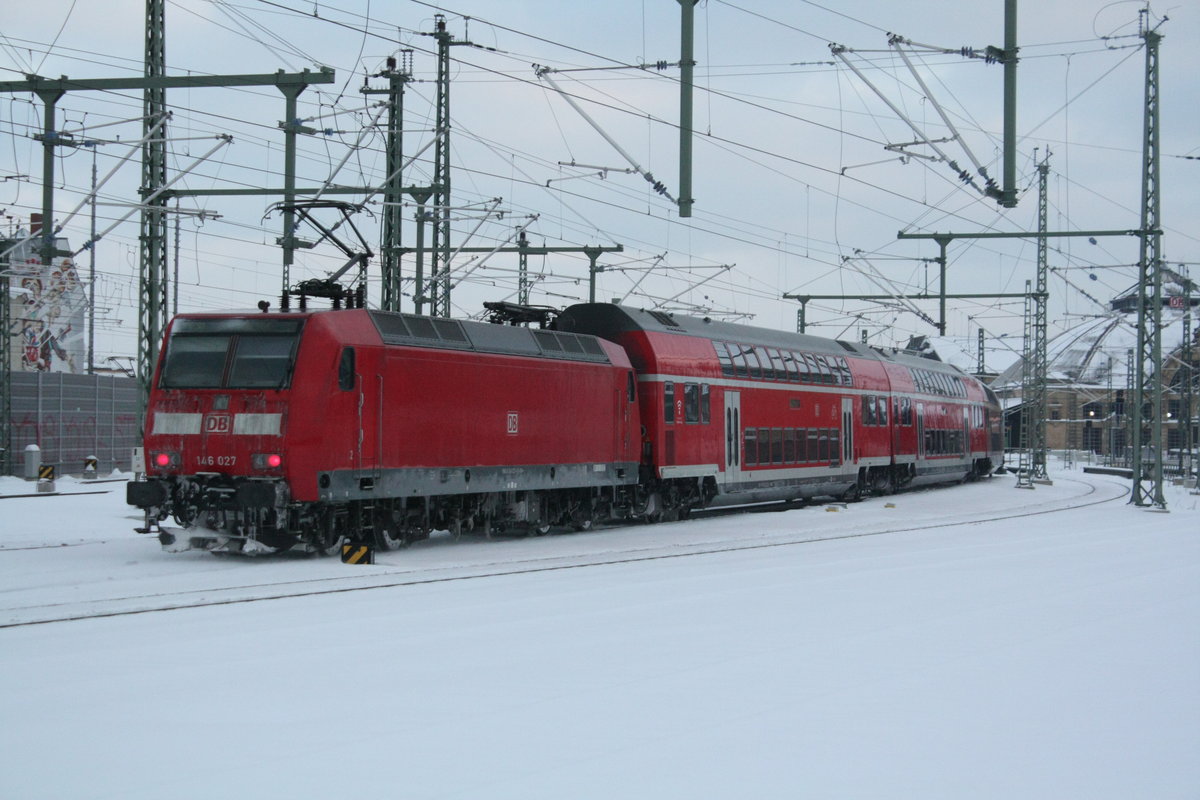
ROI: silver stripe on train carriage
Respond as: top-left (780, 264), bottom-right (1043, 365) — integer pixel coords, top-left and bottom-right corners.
top-left (233, 413), bottom-right (282, 436)
top-left (151, 412), bottom-right (202, 435)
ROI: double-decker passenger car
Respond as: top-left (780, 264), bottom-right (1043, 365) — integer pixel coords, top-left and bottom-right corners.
top-left (557, 303), bottom-right (1003, 511)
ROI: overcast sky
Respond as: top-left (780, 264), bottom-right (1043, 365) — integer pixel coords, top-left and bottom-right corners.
top-left (2, 0), bottom-right (1196, 365)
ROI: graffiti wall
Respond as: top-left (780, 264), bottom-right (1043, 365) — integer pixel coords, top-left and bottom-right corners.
top-left (8, 372), bottom-right (140, 476)
top-left (5, 229), bottom-right (88, 374)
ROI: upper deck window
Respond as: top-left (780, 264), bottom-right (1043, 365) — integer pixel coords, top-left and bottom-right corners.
top-left (159, 317), bottom-right (304, 390)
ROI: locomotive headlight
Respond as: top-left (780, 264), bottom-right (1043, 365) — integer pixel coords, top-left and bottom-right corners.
top-left (151, 451), bottom-right (179, 470)
top-left (253, 453), bottom-right (283, 470)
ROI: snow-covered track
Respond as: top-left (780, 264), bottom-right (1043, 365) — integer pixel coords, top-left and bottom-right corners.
top-left (0, 475), bottom-right (1129, 629)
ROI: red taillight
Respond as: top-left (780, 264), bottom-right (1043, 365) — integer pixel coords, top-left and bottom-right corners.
top-left (154, 452), bottom-right (171, 468)
top-left (252, 453), bottom-right (283, 470)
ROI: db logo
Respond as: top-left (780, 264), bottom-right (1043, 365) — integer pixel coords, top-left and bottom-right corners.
top-left (204, 414), bottom-right (232, 434)
top-left (506, 412), bottom-right (519, 435)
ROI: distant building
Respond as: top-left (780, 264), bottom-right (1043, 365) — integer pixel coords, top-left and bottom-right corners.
top-left (990, 286), bottom-right (1198, 460)
top-left (3, 223), bottom-right (88, 374)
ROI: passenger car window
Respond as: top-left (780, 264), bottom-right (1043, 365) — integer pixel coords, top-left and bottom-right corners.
top-left (684, 383), bottom-right (700, 423)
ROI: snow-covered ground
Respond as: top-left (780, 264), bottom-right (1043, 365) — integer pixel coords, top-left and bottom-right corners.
top-left (1, 465), bottom-right (1197, 799)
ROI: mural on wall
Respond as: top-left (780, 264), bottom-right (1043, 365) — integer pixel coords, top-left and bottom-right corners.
top-left (5, 228), bottom-right (88, 374)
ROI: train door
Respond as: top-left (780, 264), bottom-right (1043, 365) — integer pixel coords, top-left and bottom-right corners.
top-left (963, 407), bottom-right (971, 458)
top-left (916, 402), bottom-right (926, 461)
top-left (353, 356), bottom-right (380, 476)
top-left (841, 397), bottom-right (855, 465)
top-left (724, 391), bottom-right (742, 485)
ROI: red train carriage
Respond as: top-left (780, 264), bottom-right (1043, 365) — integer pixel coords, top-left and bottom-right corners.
top-left (556, 304), bottom-right (1002, 515)
top-left (128, 308), bottom-right (640, 553)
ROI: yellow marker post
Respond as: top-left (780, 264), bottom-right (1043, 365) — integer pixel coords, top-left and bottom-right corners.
top-left (341, 543), bottom-right (375, 565)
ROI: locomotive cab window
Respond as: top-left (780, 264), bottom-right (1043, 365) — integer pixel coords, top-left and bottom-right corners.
top-left (159, 335), bottom-right (229, 388)
top-left (229, 335), bottom-right (298, 389)
top-left (159, 317), bottom-right (303, 390)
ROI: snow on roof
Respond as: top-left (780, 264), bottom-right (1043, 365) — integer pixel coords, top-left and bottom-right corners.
top-left (991, 309), bottom-right (1194, 390)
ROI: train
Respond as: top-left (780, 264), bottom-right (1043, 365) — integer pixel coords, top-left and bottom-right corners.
top-left (126, 301), bottom-right (1004, 554)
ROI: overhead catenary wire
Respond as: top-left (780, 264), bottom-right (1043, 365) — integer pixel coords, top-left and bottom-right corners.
top-left (2, 0), bottom-right (1176, 353)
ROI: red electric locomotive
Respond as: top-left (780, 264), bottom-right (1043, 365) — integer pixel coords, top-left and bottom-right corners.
top-left (128, 307), bottom-right (640, 553)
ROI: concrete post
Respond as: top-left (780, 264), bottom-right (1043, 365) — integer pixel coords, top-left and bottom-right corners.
top-left (24, 444), bottom-right (41, 481)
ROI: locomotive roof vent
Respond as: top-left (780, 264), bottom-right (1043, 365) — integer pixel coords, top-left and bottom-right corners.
top-left (370, 311), bottom-right (471, 349)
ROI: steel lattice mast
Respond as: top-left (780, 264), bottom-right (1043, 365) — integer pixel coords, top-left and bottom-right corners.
top-left (363, 53), bottom-right (413, 312)
top-left (430, 16), bottom-right (453, 317)
top-left (1130, 19), bottom-right (1167, 510)
top-left (0, 239), bottom-right (9, 475)
top-left (1016, 279), bottom-right (1035, 489)
top-left (1182, 267), bottom-right (1193, 479)
top-left (138, 0), bottom-right (169, 426)
top-left (1032, 157), bottom-right (1050, 479)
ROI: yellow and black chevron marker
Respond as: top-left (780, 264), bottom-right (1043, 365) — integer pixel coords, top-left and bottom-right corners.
top-left (341, 543), bottom-right (374, 565)
top-left (38, 464), bottom-right (56, 481)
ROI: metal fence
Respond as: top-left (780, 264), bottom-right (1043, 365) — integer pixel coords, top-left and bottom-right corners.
top-left (6, 373), bottom-right (140, 476)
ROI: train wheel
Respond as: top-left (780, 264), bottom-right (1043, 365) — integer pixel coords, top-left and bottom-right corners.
top-left (319, 532), bottom-right (346, 557)
top-left (375, 512), bottom-right (407, 551)
top-left (317, 511), bottom-right (346, 556)
top-left (571, 502), bottom-right (596, 531)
